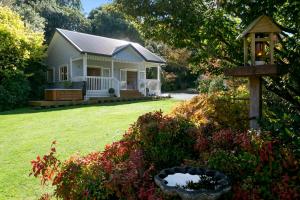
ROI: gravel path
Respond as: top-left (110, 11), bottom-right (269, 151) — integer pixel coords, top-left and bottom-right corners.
top-left (161, 92), bottom-right (198, 101)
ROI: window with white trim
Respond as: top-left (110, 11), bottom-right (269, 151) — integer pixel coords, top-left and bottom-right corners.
top-left (59, 65), bottom-right (68, 81)
top-left (102, 68), bottom-right (111, 77)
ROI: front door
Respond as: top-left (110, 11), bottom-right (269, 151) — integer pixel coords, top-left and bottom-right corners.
top-left (127, 71), bottom-right (138, 90)
top-left (120, 70), bottom-right (138, 90)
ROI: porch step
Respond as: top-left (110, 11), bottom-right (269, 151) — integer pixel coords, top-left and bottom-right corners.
top-left (120, 90), bottom-right (143, 98)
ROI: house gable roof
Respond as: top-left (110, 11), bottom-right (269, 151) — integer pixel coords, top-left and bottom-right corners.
top-left (56, 28), bottom-right (166, 63)
top-left (113, 44), bottom-right (145, 62)
top-left (239, 15), bottom-right (281, 39)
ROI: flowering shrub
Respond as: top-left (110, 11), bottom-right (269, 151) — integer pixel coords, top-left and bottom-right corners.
top-left (31, 112), bottom-right (299, 200)
top-left (31, 111), bottom-right (200, 199)
top-left (131, 111), bottom-right (199, 169)
top-left (30, 141), bottom-right (60, 185)
top-left (171, 93), bottom-right (249, 131)
top-left (193, 129), bottom-right (300, 200)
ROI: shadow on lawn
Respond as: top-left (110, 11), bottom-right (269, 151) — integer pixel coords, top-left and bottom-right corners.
top-left (0, 99), bottom-right (171, 115)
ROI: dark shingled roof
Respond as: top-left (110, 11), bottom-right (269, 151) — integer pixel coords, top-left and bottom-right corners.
top-left (56, 28), bottom-right (166, 63)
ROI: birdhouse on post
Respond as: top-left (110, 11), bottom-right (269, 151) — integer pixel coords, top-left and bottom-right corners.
top-left (225, 15), bottom-right (281, 129)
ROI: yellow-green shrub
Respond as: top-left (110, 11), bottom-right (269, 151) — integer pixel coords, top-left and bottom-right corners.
top-left (0, 6), bottom-right (46, 110)
top-left (171, 92), bottom-right (249, 131)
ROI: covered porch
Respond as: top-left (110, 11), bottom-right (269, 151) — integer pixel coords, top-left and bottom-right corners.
top-left (70, 53), bottom-right (162, 99)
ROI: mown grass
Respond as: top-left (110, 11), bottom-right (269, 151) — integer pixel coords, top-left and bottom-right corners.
top-left (0, 99), bottom-right (179, 199)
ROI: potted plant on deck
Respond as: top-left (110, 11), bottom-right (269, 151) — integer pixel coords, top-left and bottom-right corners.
top-left (108, 88), bottom-right (115, 97)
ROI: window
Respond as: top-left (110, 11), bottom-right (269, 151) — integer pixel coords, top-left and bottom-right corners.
top-left (59, 65), bottom-right (68, 81)
top-left (139, 71), bottom-right (146, 80)
top-left (146, 67), bottom-right (158, 79)
top-left (46, 68), bottom-right (54, 82)
top-left (102, 68), bottom-right (111, 77)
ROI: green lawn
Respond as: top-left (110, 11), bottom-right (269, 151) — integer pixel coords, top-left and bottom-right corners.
top-left (0, 99), bottom-right (179, 200)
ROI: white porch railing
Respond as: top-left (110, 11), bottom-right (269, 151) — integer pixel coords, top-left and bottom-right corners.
top-left (146, 79), bottom-right (161, 96)
top-left (86, 76), bottom-right (120, 98)
top-left (86, 76), bottom-right (112, 91)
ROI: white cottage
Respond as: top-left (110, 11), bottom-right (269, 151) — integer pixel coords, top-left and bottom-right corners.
top-left (46, 28), bottom-right (165, 99)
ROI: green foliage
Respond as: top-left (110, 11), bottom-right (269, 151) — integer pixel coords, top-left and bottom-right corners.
top-left (115, 0), bottom-right (242, 74)
top-left (88, 5), bottom-right (142, 43)
top-left (131, 111), bottom-right (198, 168)
top-left (208, 76), bottom-right (226, 93)
top-left (25, 60), bottom-right (48, 100)
top-left (0, 6), bottom-right (45, 110)
top-left (198, 75), bottom-right (227, 94)
top-left (261, 90), bottom-right (300, 158)
top-left (193, 129), bottom-right (300, 199)
top-left (172, 93), bottom-right (249, 131)
top-left (161, 64), bottom-right (198, 91)
top-left (198, 78), bottom-right (211, 94)
top-left (14, 3), bottom-right (46, 32)
top-left (145, 41), bottom-right (198, 92)
top-left (115, 0), bottom-right (300, 112)
top-left (0, 73), bottom-right (30, 110)
top-left (15, 0), bottom-right (90, 42)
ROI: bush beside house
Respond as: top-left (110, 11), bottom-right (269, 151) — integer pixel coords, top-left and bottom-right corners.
top-left (0, 6), bottom-right (46, 111)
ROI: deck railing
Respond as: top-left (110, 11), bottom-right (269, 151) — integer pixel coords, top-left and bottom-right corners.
top-left (86, 76), bottom-right (120, 97)
top-left (86, 76), bottom-right (112, 91)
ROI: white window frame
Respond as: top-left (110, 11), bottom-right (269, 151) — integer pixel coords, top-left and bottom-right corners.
top-left (139, 71), bottom-right (146, 80)
top-left (101, 68), bottom-right (111, 77)
top-left (59, 64), bottom-right (68, 81)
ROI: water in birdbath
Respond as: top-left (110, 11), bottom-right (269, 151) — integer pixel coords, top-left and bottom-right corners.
top-left (164, 173), bottom-right (201, 187)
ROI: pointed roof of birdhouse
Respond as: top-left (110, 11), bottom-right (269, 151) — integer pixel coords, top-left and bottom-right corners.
top-left (238, 15), bottom-right (281, 39)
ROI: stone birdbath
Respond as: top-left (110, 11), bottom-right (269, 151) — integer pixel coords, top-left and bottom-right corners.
top-left (154, 166), bottom-right (231, 200)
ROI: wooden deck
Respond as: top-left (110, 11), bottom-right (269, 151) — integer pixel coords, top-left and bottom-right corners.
top-left (29, 96), bottom-right (169, 109)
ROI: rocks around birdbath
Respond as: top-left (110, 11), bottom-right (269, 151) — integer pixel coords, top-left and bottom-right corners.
top-left (154, 166), bottom-right (231, 200)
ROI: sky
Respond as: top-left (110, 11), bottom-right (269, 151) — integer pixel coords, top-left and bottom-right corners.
top-left (81, 0), bottom-right (112, 14)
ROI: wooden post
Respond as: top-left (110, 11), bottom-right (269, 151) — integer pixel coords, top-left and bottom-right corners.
top-left (244, 37), bottom-right (248, 66)
top-left (269, 33), bottom-right (274, 64)
top-left (250, 33), bottom-right (256, 66)
top-left (249, 77), bottom-right (262, 129)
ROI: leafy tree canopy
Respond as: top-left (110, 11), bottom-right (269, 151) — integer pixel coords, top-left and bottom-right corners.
top-left (0, 6), bottom-right (45, 74)
top-left (14, 0), bottom-right (89, 42)
top-left (88, 5), bottom-right (143, 43)
top-left (115, 0), bottom-right (300, 110)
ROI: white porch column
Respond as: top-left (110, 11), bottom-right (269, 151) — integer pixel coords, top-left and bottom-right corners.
top-left (69, 57), bottom-right (73, 81)
top-left (111, 59), bottom-right (114, 78)
top-left (157, 64), bottom-right (161, 95)
top-left (83, 53), bottom-right (87, 78)
top-left (157, 65), bottom-right (161, 81)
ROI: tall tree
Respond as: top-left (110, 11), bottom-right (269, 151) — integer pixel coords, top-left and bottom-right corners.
top-left (14, 4), bottom-right (45, 32)
top-left (0, 0), bottom-right (15, 6)
top-left (115, 0), bottom-right (300, 111)
top-left (15, 0), bottom-right (90, 42)
top-left (89, 5), bottom-right (143, 43)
